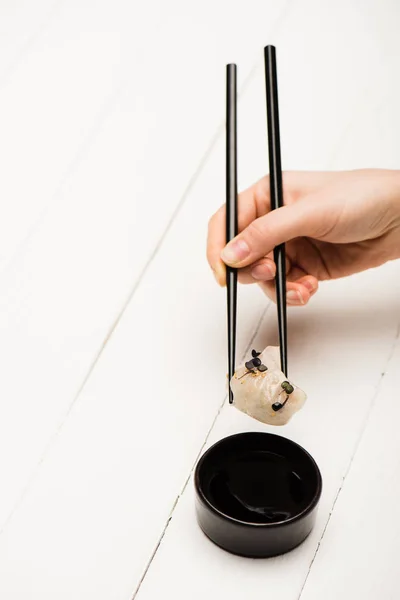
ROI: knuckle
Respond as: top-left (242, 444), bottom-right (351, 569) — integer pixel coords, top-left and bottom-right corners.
top-left (245, 219), bottom-right (267, 246)
top-left (253, 177), bottom-right (270, 215)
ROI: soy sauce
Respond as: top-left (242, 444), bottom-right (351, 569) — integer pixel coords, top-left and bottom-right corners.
top-left (208, 451), bottom-right (305, 524)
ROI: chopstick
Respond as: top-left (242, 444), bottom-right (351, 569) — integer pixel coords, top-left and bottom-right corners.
top-left (226, 63), bottom-right (238, 404)
top-left (264, 45), bottom-right (288, 376)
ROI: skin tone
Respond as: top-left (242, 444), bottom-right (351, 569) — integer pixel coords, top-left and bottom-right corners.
top-left (207, 169), bottom-right (400, 305)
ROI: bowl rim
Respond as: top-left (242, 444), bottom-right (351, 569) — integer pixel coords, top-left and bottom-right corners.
top-left (194, 431), bottom-right (322, 529)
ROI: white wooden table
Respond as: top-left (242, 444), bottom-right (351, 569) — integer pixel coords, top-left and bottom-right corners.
top-left (0, 1), bottom-right (400, 598)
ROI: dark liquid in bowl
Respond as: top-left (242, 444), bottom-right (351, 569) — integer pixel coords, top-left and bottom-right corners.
top-left (208, 451), bottom-right (306, 524)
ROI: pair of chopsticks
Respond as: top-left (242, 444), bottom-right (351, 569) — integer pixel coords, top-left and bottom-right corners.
top-left (227, 45), bottom-right (287, 404)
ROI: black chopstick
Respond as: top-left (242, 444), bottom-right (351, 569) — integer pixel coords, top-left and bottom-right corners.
top-left (264, 45), bottom-right (288, 376)
top-left (226, 63), bottom-right (238, 403)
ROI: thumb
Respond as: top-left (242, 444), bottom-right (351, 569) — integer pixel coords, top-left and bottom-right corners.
top-left (220, 195), bottom-right (326, 268)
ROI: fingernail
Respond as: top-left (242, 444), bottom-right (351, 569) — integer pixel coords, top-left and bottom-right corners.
top-left (302, 279), bottom-right (317, 292)
top-left (221, 239), bottom-right (250, 265)
top-left (251, 263), bottom-right (274, 280)
top-left (287, 290), bottom-right (304, 305)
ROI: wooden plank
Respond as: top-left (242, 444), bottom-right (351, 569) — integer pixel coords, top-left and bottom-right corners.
top-left (295, 56), bottom-right (400, 600)
top-left (298, 335), bottom-right (400, 598)
top-left (0, 0), bottom-right (130, 268)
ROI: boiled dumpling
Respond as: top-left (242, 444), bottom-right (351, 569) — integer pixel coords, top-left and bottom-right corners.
top-left (230, 346), bottom-right (306, 426)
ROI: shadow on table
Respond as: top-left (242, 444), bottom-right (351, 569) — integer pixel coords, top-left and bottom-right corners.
top-left (256, 294), bottom-right (400, 358)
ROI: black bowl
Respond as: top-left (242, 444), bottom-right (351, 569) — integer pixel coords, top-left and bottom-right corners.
top-left (194, 432), bottom-right (322, 558)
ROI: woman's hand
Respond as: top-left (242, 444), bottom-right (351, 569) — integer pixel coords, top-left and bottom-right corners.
top-left (207, 170), bottom-right (400, 305)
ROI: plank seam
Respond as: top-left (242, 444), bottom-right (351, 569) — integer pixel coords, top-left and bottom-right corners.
top-left (0, 1), bottom-right (265, 280)
top-left (130, 305), bottom-right (271, 600)
top-left (297, 320), bottom-right (400, 600)
top-left (0, 76), bottom-right (127, 277)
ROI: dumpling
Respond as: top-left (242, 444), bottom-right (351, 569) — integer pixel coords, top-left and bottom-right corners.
top-left (230, 347), bottom-right (306, 426)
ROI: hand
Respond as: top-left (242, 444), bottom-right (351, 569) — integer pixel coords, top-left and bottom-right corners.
top-left (207, 170), bottom-right (400, 305)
